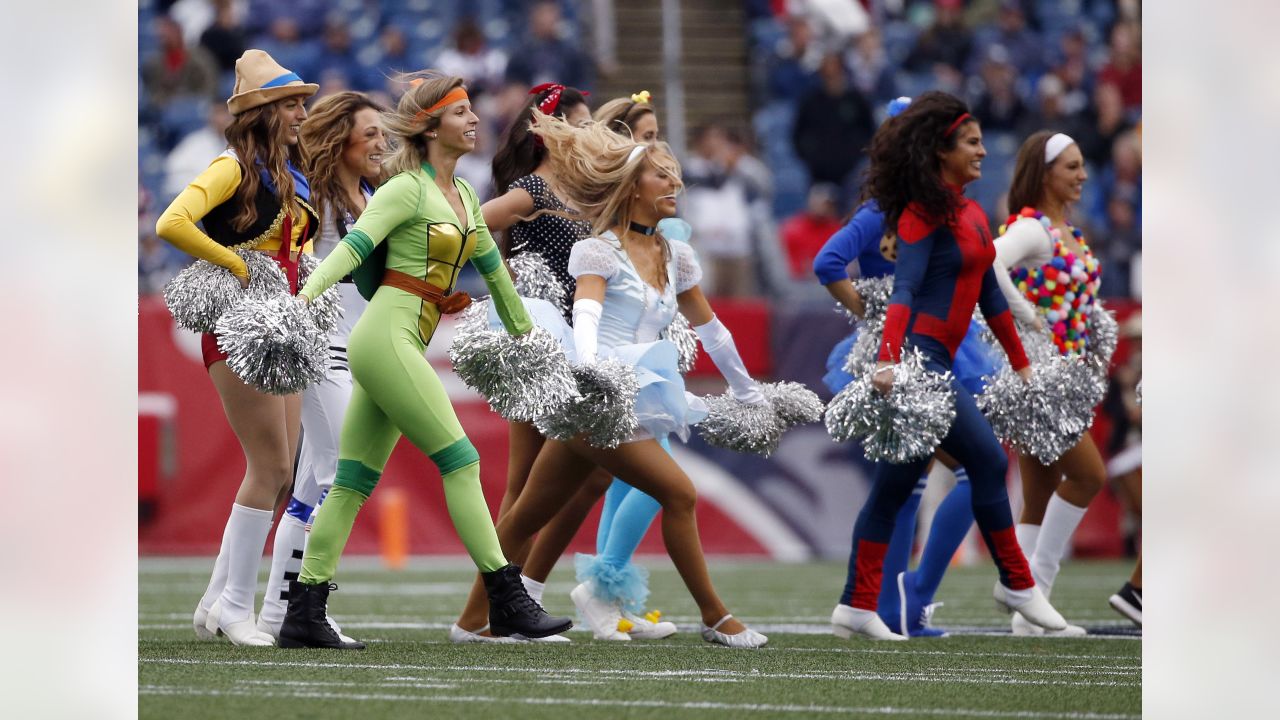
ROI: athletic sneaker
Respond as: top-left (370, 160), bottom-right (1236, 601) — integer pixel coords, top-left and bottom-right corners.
top-left (570, 582), bottom-right (629, 641)
top-left (1108, 582), bottom-right (1142, 627)
top-left (898, 571), bottom-right (948, 638)
top-left (621, 610), bottom-right (677, 640)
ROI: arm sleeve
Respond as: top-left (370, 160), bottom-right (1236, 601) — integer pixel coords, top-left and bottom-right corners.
top-left (992, 217), bottom-right (1053, 326)
top-left (567, 238), bottom-right (620, 281)
top-left (978, 267), bottom-right (1030, 371)
top-left (154, 156), bottom-right (249, 279)
top-left (993, 256), bottom-right (1040, 325)
top-left (812, 206), bottom-right (881, 285)
top-left (468, 180), bottom-right (533, 336)
top-left (672, 240), bottom-right (703, 293)
top-left (877, 209), bottom-right (935, 363)
top-left (571, 298), bottom-right (602, 364)
top-left (692, 316), bottom-right (765, 403)
top-left (300, 172), bottom-right (419, 301)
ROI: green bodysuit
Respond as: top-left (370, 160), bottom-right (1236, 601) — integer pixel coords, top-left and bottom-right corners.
top-left (297, 162), bottom-right (530, 582)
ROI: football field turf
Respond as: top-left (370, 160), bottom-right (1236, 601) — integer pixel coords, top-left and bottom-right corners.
top-left (139, 557), bottom-right (1140, 719)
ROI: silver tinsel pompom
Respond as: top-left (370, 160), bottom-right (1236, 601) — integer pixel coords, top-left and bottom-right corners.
top-left (977, 356), bottom-right (1099, 465)
top-left (508, 251), bottom-right (568, 314)
top-left (297, 253), bottom-right (344, 334)
top-left (448, 323), bottom-right (579, 422)
top-left (843, 323), bottom-right (885, 378)
top-left (163, 250), bottom-right (287, 333)
top-left (824, 348), bottom-right (957, 463)
top-left (763, 381), bottom-right (825, 428)
top-left (215, 294), bottom-right (328, 395)
top-left (698, 394), bottom-right (781, 455)
top-left (535, 359), bottom-right (640, 449)
top-left (659, 312), bottom-right (699, 375)
top-left (1085, 300), bottom-right (1118, 380)
top-left (853, 276), bottom-right (895, 324)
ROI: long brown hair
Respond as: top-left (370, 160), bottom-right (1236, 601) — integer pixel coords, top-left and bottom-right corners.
top-left (224, 100), bottom-right (303, 232)
top-left (491, 85), bottom-right (589, 197)
top-left (380, 71), bottom-right (466, 177)
top-left (300, 91), bottom-right (389, 226)
top-left (1006, 130), bottom-right (1057, 214)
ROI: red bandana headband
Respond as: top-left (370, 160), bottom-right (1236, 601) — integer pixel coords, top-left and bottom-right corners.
top-left (529, 83), bottom-right (589, 116)
top-left (943, 112), bottom-right (972, 138)
top-left (413, 86), bottom-right (470, 122)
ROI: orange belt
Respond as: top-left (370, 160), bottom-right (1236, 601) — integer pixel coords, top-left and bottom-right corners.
top-left (381, 269), bottom-right (472, 314)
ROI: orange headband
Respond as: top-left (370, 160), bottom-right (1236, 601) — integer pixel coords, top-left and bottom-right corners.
top-left (414, 87), bottom-right (469, 122)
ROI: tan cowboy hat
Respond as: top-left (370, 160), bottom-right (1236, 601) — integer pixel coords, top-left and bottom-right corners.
top-left (226, 49), bottom-right (318, 116)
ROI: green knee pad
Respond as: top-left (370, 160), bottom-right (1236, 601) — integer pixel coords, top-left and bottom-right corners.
top-left (334, 459), bottom-right (382, 497)
top-left (429, 437), bottom-right (480, 475)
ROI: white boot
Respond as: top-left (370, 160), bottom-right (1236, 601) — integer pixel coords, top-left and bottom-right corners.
top-left (831, 603), bottom-right (907, 641)
top-left (701, 615), bottom-right (768, 648)
top-left (193, 603), bottom-right (218, 641)
top-left (206, 599), bottom-right (274, 646)
top-left (993, 582), bottom-right (1067, 631)
top-left (570, 582), bottom-right (630, 641)
top-left (1011, 610), bottom-right (1086, 637)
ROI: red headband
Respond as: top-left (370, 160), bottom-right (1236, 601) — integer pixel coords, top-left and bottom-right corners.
top-left (530, 83), bottom-right (588, 116)
top-left (943, 112), bottom-right (972, 138)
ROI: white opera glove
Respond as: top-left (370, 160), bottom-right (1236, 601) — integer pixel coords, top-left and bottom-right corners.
top-left (692, 316), bottom-right (766, 405)
top-left (572, 298), bottom-right (603, 365)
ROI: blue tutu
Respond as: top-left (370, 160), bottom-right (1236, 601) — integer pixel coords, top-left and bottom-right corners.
top-left (822, 319), bottom-right (1002, 396)
top-left (487, 297), bottom-right (707, 441)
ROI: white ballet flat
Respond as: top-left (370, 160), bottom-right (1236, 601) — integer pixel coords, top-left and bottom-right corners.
top-left (701, 614), bottom-right (768, 648)
top-left (448, 623), bottom-right (525, 644)
top-left (993, 582), bottom-right (1067, 631)
top-left (831, 603), bottom-right (907, 641)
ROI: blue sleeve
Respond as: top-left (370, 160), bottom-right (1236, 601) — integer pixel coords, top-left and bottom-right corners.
top-left (977, 264), bottom-right (1013, 319)
top-left (812, 205), bottom-right (884, 285)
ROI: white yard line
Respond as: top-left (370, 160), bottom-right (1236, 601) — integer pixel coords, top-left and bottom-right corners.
top-left (139, 684), bottom-right (1139, 718)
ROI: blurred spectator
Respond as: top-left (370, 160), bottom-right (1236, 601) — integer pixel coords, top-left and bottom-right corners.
top-left (967, 0), bottom-right (1042, 77)
top-left (1074, 82), bottom-right (1133, 170)
top-left (245, 0), bottom-right (326, 38)
top-left (198, 0), bottom-right (246, 73)
top-left (795, 0), bottom-right (871, 45)
top-left (846, 29), bottom-right (897, 107)
top-left (764, 15), bottom-right (823, 104)
top-left (256, 15), bottom-right (322, 86)
top-left (791, 53), bottom-right (875, 192)
top-left (684, 124), bottom-right (757, 297)
top-left (311, 15), bottom-right (361, 92)
top-left (167, 0), bottom-right (217, 45)
top-left (141, 15), bottom-right (220, 106)
top-left (139, 220), bottom-right (181, 295)
top-left (1102, 312), bottom-right (1142, 551)
top-left (358, 26), bottom-right (416, 94)
top-left (780, 183), bottom-right (843, 280)
top-left (433, 19), bottom-right (509, 98)
top-left (1050, 28), bottom-right (1093, 115)
top-left (504, 0), bottom-right (595, 91)
top-left (968, 45), bottom-right (1027, 132)
top-left (904, 0), bottom-right (973, 76)
top-left (1091, 129), bottom-right (1142, 232)
top-left (1098, 20), bottom-right (1142, 115)
top-left (1095, 196), bottom-right (1139, 298)
top-left (162, 103), bottom-right (233, 200)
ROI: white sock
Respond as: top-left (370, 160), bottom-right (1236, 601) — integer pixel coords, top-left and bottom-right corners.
top-left (1015, 523), bottom-right (1041, 558)
top-left (214, 503), bottom-right (274, 624)
top-left (198, 529), bottom-right (232, 611)
top-left (1031, 494), bottom-right (1088, 598)
top-left (258, 513), bottom-right (307, 631)
top-left (522, 575), bottom-right (545, 605)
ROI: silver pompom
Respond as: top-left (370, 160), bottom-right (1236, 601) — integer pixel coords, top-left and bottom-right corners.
top-left (508, 251), bottom-right (568, 315)
top-left (1085, 300), bottom-right (1118, 380)
top-left (659, 312), bottom-right (699, 375)
top-left (297, 253), bottom-right (344, 334)
top-left (535, 359), bottom-right (640, 448)
top-left (448, 324), bottom-right (579, 422)
top-left (214, 295), bottom-right (328, 395)
top-left (763, 381), bottom-right (825, 428)
top-left (977, 356), bottom-right (1098, 465)
top-left (698, 394), bottom-right (781, 455)
top-left (163, 250), bottom-right (287, 333)
top-left (853, 276), bottom-right (895, 324)
top-left (825, 348), bottom-right (957, 463)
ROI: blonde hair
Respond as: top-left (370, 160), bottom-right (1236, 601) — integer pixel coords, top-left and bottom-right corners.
top-left (593, 97), bottom-right (656, 139)
top-left (380, 71), bottom-right (466, 177)
top-left (300, 91), bottom-right (388, 225)
top-left (528, 110), bottom-right (683, 238)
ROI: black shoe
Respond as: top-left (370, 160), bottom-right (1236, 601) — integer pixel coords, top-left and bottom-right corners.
top-left (483, 564), bottom-right (572, 638)
top-left (1108, 582), bottom-right (1142, 627)
top-left (279, 580), bottom-right (366, 649)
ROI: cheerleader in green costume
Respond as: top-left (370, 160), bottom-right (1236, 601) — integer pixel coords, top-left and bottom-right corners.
top-left (279, 73), bottom-right (571, 649)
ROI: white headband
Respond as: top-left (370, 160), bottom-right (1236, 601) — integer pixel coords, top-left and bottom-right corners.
top-left (627, 145), bottom-right (646, 165)
top-left (1044, 133), bottom-right (1075, 164)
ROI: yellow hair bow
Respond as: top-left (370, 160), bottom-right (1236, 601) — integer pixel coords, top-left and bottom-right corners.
top-left (630, 90), bottom-right (652, 105)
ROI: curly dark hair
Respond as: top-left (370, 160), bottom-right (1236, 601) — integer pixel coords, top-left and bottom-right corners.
top-left (863, 91), bottom-right (976, 230)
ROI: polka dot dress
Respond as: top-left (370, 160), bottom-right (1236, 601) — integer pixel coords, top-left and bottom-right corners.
top-left (507, 174), bottom-right (591, 320)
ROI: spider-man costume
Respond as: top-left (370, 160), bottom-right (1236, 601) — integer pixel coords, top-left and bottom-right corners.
top-left (840, 191), bottom-right (1036, 610)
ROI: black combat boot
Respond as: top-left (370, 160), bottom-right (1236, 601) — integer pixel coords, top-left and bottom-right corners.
top-left (483, 564), bottom-right (573, 638)
top-left (278, 580), bottom-right (366, 650)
